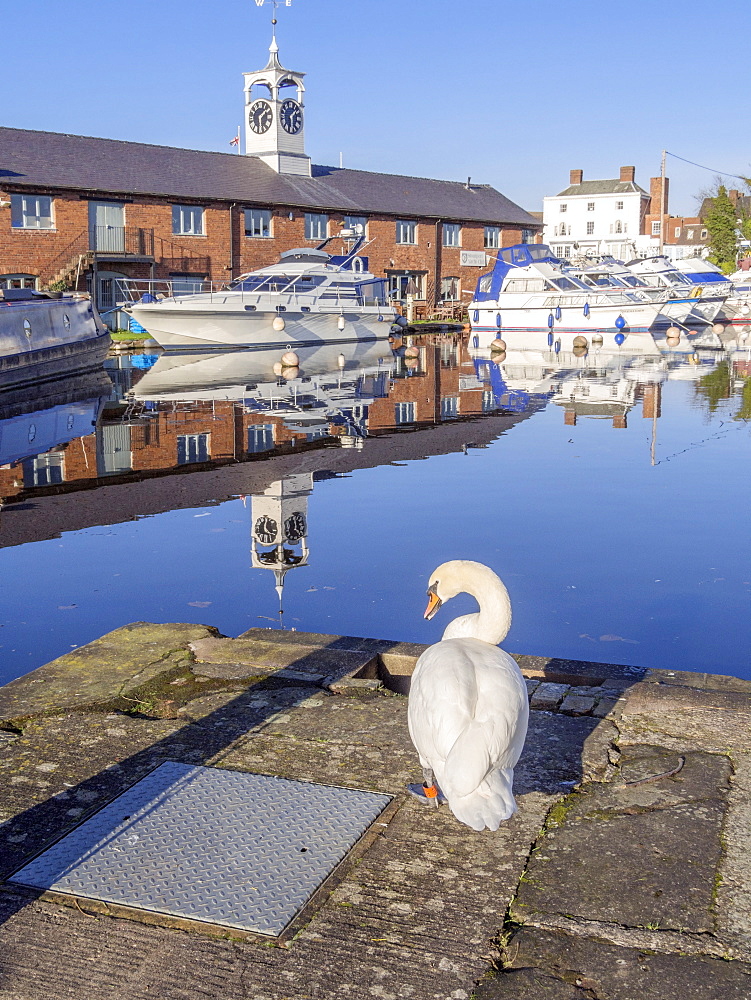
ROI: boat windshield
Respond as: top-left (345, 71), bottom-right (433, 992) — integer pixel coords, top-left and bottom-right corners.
top-left (229, 274), bottom-right (327, 294)
top-left (547, 276), bottom-right (588, 292)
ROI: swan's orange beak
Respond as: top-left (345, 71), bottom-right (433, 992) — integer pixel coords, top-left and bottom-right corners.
top-left (424, 586), bottom-right (442, 620)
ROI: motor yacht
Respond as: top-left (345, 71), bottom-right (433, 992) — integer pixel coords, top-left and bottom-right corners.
top-left (467, 244), bottom-right (663, 352)
top-left (121, 229), bottom-right (399, 351)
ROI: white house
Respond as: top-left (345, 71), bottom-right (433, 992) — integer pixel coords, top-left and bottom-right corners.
top-left (543, 167), bottom-right (658, 260)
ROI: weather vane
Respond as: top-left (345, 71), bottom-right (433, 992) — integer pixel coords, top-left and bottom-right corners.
top-left (254, 0), bottom-right (293, 14)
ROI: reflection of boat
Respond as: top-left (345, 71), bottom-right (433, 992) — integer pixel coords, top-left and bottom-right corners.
top-left (130, 340), bottom-right (395, 401)
top-left (0, 368), bottom-right (111, 469)
top-left (122, 230), bottom-right (399, 350)
top-left (0, 289), bottom-right (110, 390)
top-left (468, 244), bottom-right (662, 349)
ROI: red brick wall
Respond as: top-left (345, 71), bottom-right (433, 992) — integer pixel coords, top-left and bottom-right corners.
top-left (0, 186), bottom-right (538, 304)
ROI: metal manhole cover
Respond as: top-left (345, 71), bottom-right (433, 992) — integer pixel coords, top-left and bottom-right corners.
top-left (10, 762), bottom-right (391, 936)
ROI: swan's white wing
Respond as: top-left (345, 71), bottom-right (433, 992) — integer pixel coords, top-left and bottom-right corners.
top-left (408, 637), bottom-right (528, 799)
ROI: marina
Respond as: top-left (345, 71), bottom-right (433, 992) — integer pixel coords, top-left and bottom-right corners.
top-left (1, 3), bottom-right (751, 997)
top-left (1, 332), bottom-right (749, 685)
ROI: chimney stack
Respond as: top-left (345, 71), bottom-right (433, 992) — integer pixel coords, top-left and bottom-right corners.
top-left (620, 166), bottom-right (636, 183)
top-left (649, 176), bottom-right (669, 217)
top-left (570, 169), bottom-right (583, 185)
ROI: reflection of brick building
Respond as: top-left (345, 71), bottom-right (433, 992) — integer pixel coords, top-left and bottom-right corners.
top-left (0, 35), bottom-right (539, 318)
top-left (0, 337), bottom-right (513, 502)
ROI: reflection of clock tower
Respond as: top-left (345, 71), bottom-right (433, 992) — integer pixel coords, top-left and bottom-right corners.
top-left (250, 474), bottom-right (312, 612)
top-left (243, 26), bottom-right (311, 176)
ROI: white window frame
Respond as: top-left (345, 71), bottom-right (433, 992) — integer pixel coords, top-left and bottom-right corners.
top-left (615, 200), bottom-right (624, 211)
top-left (701, 229), bottom-right (708, 239)
top-left (305, 212), bottom-right (328, 240)
top-left (177, 433), bottom-right (210, 464)
top-left (484, 226), bottom-right (500, 249)
top-left (521, 229), bottom-right (533, 244)
top-left (244, 208), bottom-right (271, 238)
top-left (172, 205), bottom-right (205, 236)
top-left (651, 221), bottom-right (662, 236)
top-left (343, 215), bottom-right (367, 235)
top-left (442, 223), bottom-right (461, 247)
top-left (395, 219), bottom-right (417, 245)
top-left (586, 221), bottom-right (595, 235)
top-left (440, 276), bottom-right (460, 300)
top-left (587, 202), bottom-right (595, 211)
top-left (395, 402), bottom-right (416, 424)
top-left (674, 227), bottom-right (681, 238)
top-left (0, 273), bottom-right (37, 289)
top-left (11, 193), bottom-right (54, 230)
top-left (559, 203), bottom-right (567, 213)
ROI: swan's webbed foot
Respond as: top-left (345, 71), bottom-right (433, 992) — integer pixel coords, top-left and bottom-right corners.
top-left (407, 769), bottom-right (446, 806)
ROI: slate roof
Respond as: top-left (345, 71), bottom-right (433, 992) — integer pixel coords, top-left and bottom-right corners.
top-left (554, 179), bottom-right (648, 197)
top-left (0, 127), bottom-right (540, 227)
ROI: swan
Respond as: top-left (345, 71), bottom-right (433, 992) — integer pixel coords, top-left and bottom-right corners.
top-left (407, 560), bottom-right (529, 832)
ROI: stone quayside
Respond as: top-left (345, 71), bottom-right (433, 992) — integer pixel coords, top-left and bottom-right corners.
top-left (0, 622), bottom-right (749, 999)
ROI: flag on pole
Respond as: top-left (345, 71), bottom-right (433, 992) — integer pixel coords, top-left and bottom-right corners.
top-left (229, 135), bottom-right (239, 146)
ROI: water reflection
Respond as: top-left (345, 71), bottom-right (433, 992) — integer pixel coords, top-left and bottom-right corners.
top-left (1, 331), bottom-right (750, 682)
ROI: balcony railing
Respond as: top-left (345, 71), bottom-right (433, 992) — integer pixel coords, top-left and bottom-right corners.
top-left (92, 226), bottom-right (154, 257)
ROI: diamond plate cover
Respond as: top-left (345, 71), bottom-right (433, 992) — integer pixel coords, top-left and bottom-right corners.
top-left (10, 762), bottom-right (391, 935)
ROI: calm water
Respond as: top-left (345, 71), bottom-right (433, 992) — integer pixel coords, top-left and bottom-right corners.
top-left (1, 334), bottom-right (750, 684)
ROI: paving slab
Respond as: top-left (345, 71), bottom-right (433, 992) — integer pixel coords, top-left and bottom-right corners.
top-left (512, 744), bottom-right (732, 933)
top-left (483, 926), bottom-right (751, 1000)
top-left (0, 623), bottom-right (214, 723)
top-left (619, 680), bottom-right (751, 752)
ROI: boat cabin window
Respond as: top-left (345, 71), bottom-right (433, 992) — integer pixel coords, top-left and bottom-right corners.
top-left (504, 278), bottom-right (545, 293)
top-left (478, 274), bottom-right (494, 294)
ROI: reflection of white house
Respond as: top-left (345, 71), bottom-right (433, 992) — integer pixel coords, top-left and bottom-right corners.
top-left (543, 167), bottom-right (656, 261)
top-left (250, 474), bottom-right (312, 611)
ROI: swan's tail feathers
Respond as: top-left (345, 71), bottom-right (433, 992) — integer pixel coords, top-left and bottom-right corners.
top-left (447, 768), bottom-right (517, 833)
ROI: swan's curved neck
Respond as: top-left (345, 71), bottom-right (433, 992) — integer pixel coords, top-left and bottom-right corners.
top-left (466, 567), bottom-right (512, 644)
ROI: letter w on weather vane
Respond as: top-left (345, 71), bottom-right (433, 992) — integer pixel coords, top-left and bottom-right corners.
top-left (255, 0), bottom-right (293, 8)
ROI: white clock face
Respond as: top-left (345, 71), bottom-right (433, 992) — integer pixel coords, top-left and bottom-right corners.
top-left (249, 100), bottom-right (273, 134)
top-left (280, 99), bottom-right (303, 135)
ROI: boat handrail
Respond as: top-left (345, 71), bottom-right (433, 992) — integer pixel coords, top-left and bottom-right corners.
top-left (116, 276), bottom-right (391, 310)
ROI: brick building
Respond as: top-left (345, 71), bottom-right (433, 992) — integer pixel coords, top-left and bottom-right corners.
top-left (0, 34), bottom-right (539, 324)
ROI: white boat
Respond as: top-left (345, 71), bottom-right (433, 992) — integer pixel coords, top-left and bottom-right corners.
top-left (680, 262), bottom-right (751, 328)
top-left (626, 256), bottom-right (728, 326)
top-left (467, 244), bottom-right (663, 352)
top-left (576, 257), bottom-right (696, 329)
top-left (121, 229), bottom-right (400, 351)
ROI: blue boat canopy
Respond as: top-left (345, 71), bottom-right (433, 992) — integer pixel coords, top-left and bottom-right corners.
top-left (473, 244), bottom-right (560, 301)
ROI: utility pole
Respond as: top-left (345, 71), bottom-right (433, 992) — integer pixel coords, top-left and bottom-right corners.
top-left (659, 149), bottom-right (666, 255)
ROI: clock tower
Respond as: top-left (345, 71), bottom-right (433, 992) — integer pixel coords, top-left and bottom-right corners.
top-left (250, 474), bottom-right (312, 618)
top-left (243, 25), bottom-right (311, 176)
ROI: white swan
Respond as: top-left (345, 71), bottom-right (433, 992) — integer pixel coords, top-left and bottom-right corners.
top-left (407, 560), bottom-right (529, 832)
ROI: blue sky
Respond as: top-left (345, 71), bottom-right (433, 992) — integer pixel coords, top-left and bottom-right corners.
top-left (4, 0), bottom-right (749, 216)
